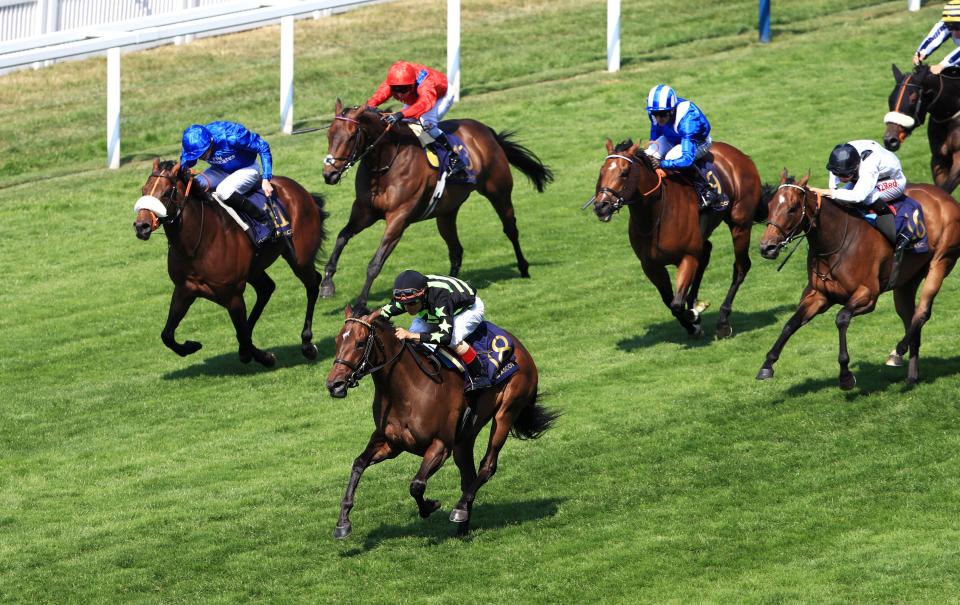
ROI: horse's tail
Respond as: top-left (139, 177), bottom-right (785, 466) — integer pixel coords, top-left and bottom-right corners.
top-left (492, 129), bottom-right (555, 192)
top-left (510, 391), bottom-right (560, 440)
top-left (310, 191), bottom-right (329, 251)
top-left (756, 183), bottom-right (775, 223)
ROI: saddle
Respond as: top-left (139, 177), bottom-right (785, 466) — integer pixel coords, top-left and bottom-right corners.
top-left (415, 321), bottom-right (520, 389)
top-left (671, 154), bottom-right (728, 213)
top-left (859, 196), bottom-right (929, 254)
top-left (196, 170), bottom-right (293, 247)
top-left (422, 127), bottom-right (477, 185)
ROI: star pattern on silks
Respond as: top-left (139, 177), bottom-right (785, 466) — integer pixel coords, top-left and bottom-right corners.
top-left (434, 306), bottom-right (446, 317)
top-left (438, 319), bottom-right (452, 333)
top-left (430, 331), bottom-right (443, 343)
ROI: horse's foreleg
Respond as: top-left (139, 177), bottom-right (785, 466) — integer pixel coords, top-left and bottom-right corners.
top-left (756, 288), bottom-right (830, 380)
top-left (226, 293), bottom-right (275, 367)
top-left (355, 214), bottom-right (410, 307)
top-left (436, 213), bottom-right (465, 277)
top-left (334, 436), bottom-right (399, 540)
top-left (835, 307), bottom-right (857, 391)
top-left (246, 272), bottom-right (276, 334)
top-left (716, 224), bottom-right (753, 340)
top-left (450, 412), bottom-right (514, 526)
top-left (686, 239), bottom-right (712, 309)
top-left (161, 284), bottom-right (201, 356)
top-left (452, 438), bottom-right (478, 536)
top-left (321, 208), bottom-right (376, 299)
top-left (640, 260), bottom-right (698, 335)
top-left (409, 439), bottom-right (450, 520)
top-left (901, 259), bottom-right (955, 384)
top-left (939, 153), bottom-right (960, 194)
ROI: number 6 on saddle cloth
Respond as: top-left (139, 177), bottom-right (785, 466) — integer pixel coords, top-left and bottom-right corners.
top-left (194, 171), bottom-right (292, 247)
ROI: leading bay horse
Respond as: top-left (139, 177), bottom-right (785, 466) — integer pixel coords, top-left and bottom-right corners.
top-left (756, 171), bottom-right (960, 388)
top-left (325, 306), bottom-right (557, 538)
top-left (589, 139), bottom-right (764, 338)
top-left (133, 159), bottom-right (327, 366)
top-left (320, 100), bottom-right (553, 307)
top-left (883, 64), bottom-right (960, 193)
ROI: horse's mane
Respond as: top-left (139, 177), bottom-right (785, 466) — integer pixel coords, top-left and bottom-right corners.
top-left (614, 139), bottom-right (633, 152)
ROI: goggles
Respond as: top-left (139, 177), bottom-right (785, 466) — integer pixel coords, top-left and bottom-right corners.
top-left (393, 287), bottom-right (425, 302)
top-left (390, 84), bottom-right (414, 94)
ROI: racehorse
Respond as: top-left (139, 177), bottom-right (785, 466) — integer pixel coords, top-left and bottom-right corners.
top-left (589, 139), bottom-right (764, 338)
top-left (883, 64), bottom-right (960, 193)
top-left (756, 170), bottom-right (960, 389)
top-left (320, 100), bottom-right (553, 307)
top-left (326, 305), bottom-right (557, 538)
top-left (133, 159), bottom-right (327, 366)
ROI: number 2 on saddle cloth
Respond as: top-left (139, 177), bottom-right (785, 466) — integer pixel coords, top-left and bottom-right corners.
top-left (194, 172), bottom-right (292, 247)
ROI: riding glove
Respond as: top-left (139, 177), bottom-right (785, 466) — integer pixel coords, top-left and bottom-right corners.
top-left (384, 112), bottom-right (405, 125)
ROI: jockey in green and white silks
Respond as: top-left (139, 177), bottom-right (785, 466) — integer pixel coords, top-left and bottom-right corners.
top-left (380, 270), bottom-right (491, 392)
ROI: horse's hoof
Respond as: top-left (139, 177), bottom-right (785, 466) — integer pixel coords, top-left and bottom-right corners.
top-left (420, 499), bottom-right (441, 519)
top-left (182, 341), bottom-right (202, 355)
top-left (449, 507), bottom-right (469, 523)
top-left (301, 343), bottom-right (318, 360)
top-left (885, 349), bottom-right (904, 367)
top-left (333, 523), bottom-right (352, 540)
top-left (906, 373), bottom-right (919, 385)
top-left (690, 325), bottom-right (704, 339)
top-left (320, 281), bottom-right (335, 298)
top-left (839, 374), bottom-right (857, 391)
top-left (239, 352), bottom-right (252, 364)
top-left (258, 352), bottom-right (277, 368)
top-left (519, 266), bottom-right (531, 278)
top-left (715, 323), bottom-right (733, 340)
top-left (756, 368), bottom-right (774, 380)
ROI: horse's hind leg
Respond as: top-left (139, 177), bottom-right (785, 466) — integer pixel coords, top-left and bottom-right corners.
top-left (436, 213), bottom-right (465, 277)
top-left (482, 185), bottom-right (530, 278)
top-left (409, 439), bottom-right (450, 519)
top-left (226, 293), bottom-right (275, 367)
top-left (288, 259), bottom-right (321, 360)
top-left (716, 223), bottom-right (753, 339)
top-left (450, 411), bottom-right (515, 526)
top-left (887, 276), bottom-right (921, 367)
top-left (452, 438), bottom-right (478, 536)
top-left (901, 259), bottom-right (956, 384)
top-left (161, 284), bottom-right (202, 357)
top-left (246, 271), bottom-right (276, 334)
top-left (334, 436), bottom-right (400, 540)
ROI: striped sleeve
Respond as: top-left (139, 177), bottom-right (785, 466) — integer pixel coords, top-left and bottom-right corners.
top-left (918, 22), bottom-right (949, 58)
top-left (941, 45), bottom-right (960, 67)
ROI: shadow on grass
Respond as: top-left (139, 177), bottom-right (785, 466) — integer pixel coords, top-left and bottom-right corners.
top-left (337, 497), bottom-right (564, 555)
top-left (162, 337), bottom-right (335, 380)
top-left (762, 355), bottom-right (960, 401)
top-left (617, 302), bottom-right (796, 351)
top-left (322, 262), bottom-right (558, 315)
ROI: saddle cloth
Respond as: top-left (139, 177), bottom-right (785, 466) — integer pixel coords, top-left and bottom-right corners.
top-left (417, 321), bottom-right (520, 387)
top-left (196, 172), bottom-right (292, 246)
top-left (699, 158), bottom-right (729, 213)
top-left (423, 127), bottom-right (477, 185)
top-left (861, 196), bottom-right (929, 254)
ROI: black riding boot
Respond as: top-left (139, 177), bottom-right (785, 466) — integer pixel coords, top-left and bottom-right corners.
top-left (876, 212), bottom-right (911, 288)
top-left (687, 166), bottom-right (720, 209)
top-left (464, 356), bottom-right (492, 392)
top-left (433, 133), bottom-right (465, 176)
top-left (223, 191), bottom-right (269, 222)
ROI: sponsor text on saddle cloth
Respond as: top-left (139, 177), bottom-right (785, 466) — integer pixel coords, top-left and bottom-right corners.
top-left (421, 321), bottom-right (519, 388)
top-left (195, 171), bottom-right (293, 247)
top-left (860, 195), bottom-right (930, 253)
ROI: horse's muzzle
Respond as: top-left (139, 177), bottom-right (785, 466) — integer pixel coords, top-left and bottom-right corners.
top-left (758, 240), bottom-right (781, 259)
top-left (593, 201), bottom-right (615, 223)
top-left (323, 168), bottom-right (342, 185)
top-left (326, 378), bottom-right (348, 398)
top-left (134, 220), bottom-right (153, 240)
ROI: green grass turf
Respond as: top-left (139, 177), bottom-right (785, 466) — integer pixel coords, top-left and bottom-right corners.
top-left (3, 0), bottom-right (960, 602)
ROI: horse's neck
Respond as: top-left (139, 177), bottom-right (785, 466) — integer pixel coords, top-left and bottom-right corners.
top-left (368, 336), bottom-right (426, 405)
top-left (163, 196), bottom-right (226, 256)
top-left (927, 75), bottom-right (960, 121)
top-left (627, 168), bottom-right (692, 233)
top-left (808, 198), bottom-right (865, 256)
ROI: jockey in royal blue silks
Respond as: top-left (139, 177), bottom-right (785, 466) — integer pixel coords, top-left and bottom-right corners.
top-left (643, 84), bottom-right (720, 208)
top-left (179, 121), bottom-right (273, 223)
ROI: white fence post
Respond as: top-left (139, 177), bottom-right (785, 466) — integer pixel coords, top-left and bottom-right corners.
top-left (607, 0), bottom-right (620, 72)
top-left (908, 0), bottom-right (921, 10)
top-left (447, 0), bottom-right (460, 101)
top-left (107, 47), bottom-right (121, 169)
top-left (280, 15), bottom-right (294, 134)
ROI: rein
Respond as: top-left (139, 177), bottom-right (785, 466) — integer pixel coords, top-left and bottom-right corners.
top-left (324, 114), bottom-right (396, 177)
top-left (584, 152), bottom-right (664, 212)
top-left (768, 184), bottom-right (850, 278)
top-left (333, 317), bottom-right (441, 388)
top-left (149, 169), bottom-right (204, 257)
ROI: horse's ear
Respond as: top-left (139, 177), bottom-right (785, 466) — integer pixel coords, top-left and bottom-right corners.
top-left (153, 157), bottom-right (160, 172)
top-left (344, 304), bottom-right (353, 318)
top-left (799, 170), bottom-right (811, 187)
top-left (892, 63), bottom-right (903, 80)
top-left (335, 98), bottom-right (343, 115)
top-left (605, 138), bottom-right (614, 154)
top-left (780, 167), bottom-right (789, 184)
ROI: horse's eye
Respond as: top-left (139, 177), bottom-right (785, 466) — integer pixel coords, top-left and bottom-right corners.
top-left (787, 205), bottom-right (799, 214)
top-left (356, 341), bottom-right (366, 349)
top-left (620, 170), bottom-right (629, 178)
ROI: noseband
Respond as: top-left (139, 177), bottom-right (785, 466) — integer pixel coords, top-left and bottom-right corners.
top-left (765, 183), bottom-right (819, 250)
top-left (333, 317), bottom-right (408, 388)
top-left (145, 170), bottom-right (192, 226)
top-left (324, 113), bottom-right (394, 178)
top-left (583, 152), bottom-right (664, 212)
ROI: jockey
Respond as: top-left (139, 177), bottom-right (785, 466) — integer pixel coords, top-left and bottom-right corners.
top-left (365, 60), bottom-right (464, 176)
top-left (379, 270), bottom-right (491, 392)
top-left (643, 84), bottom-right (720, 208)
top-left (914, 1), bottom-right (960, 74)
top-left (179, 121), bottom-right (272, 223)
top-left (808, 140), bottom-right (911, 251)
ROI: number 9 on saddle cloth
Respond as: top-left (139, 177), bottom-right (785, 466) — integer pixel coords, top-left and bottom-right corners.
top-left (194, 171), bottom-right (292, 247)
top-left (416, 321), bottom-right (519, 390)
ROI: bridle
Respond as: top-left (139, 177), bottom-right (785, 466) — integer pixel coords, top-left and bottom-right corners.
top-left (889, 71), bottom-right (946, 131)
top-left (331, 317), bottom-right (448, 389)
top-left (765, 183), bottom-right (817, 249)
top-left (323, 112), bottom-right (396, 179)
top-left (142, 168), bottom-right (204, 256)
top-left (583, 152), bottom-right (665, 213)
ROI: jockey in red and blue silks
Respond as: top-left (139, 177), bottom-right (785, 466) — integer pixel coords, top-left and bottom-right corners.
top-left (914, 1), bottom-right (960, 74)
top-left (643, 84), bottom-right (719, 207)
top-left (179, 121), bottom-right (273, 222)
top-left (365, 60), bottom-right (463, 175)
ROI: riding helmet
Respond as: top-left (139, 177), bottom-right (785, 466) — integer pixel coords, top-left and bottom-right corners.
top-left (647, 84), bottom-right (678, 113)
top-left (181, 124), bottom-right (213, 162)
top-left (392, 270), bottom-right (428, 302)
top-left (944, 0), bottom-right (960, 23)
top-left (826, 143), bottom-right (861, 177)
top-left (386, 61), bottom-right (417, 87)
